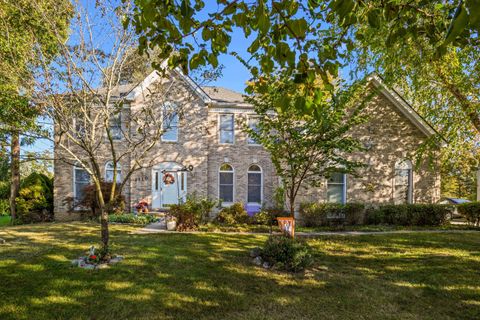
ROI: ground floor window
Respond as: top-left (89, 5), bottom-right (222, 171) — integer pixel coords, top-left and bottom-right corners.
top-left (327, 172), bottom-right (346, 204)
top-left (219, 163), bottom-right (234, 203)
top-left (247, 164), bottom-right (262, 203)
top-left (394, 160), bottom-right (413, 204)
top-left (74, 166), bottom-right (90, 203)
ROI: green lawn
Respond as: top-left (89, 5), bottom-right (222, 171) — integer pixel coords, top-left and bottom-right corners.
top-left (0, 215), bottom-right (10, 227)
top-left (0, 223), bottom-right (479, 319)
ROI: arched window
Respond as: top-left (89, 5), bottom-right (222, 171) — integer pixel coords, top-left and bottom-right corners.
top-left (394, 160), bottom-right (413, 204)
top-left (219, 164), bottom-right (234, 203)
top-left (327, 172), bottom-right (346, 204)
top-left (162, 102), bottom-right (179, 142)
top-left (73, 165), bottom-right (90, 203)
top-left (105, 161), bottom-right (122, 183)
top-left (247, 164), bottom-right (262, 204)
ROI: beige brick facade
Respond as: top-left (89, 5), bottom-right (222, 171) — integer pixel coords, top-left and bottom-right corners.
top-left (53, 73), bottom-right (440, 220)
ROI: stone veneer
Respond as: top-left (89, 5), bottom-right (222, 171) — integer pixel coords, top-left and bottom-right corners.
top-left (54, 77), bottom-right (440, 221)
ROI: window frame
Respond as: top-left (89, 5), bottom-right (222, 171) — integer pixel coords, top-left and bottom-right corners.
top-left (394, 160), bottom-right (414, 204)
top-left (326, 172), bottom-right (347, 204)
top-left (104, 161), bottom-right (122, 183)
top-left (73, 165), bottom-right (90, 209)
top-left (161, 102), bottom-right (179, 142)
top-left (108, 112), bottom-right (123, 141)
top-left (247, 164), bottom-right (263, 204)
top-left (218, 163), bottom-right (235, 205)
top-left (218, 113), bottom-right (235, 145)
top-left (246, 115), bottom-right (261, 146)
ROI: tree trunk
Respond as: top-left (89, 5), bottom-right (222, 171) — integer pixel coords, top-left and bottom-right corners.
top-left (289, 188), bottom-right (295, 217)
top-left (94, 180), bottom-right (109, 257)
top-left (9, 132), bottom-right (20, 221)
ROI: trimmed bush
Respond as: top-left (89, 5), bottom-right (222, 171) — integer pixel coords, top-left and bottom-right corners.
top-left (216, 203), bottom-right (250, 225)
top-left (457, 202), bottom-right (480, 226)
top-left (0, 199), bottom-right (9, 216)
top-left (365, 204), bottom-right (453, 226)
top-left (169, 195), bottom-right (217, 231)
top-left (15, 172), bottom-right (54, 223)
top-left (299, 202), bottom-right (366, 227)
top-left (260, 235), bottom-right (313, 272)
top-left (108, 213), bottom-right (155, 225)
top-left (251, 207), bottom-right (287, 225)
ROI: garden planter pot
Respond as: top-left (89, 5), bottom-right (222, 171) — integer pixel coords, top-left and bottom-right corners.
top-left (167, 220), bottom-right (177, 231)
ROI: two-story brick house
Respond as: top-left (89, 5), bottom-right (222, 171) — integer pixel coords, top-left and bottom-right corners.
top-left (53, 69), bottom-right (441, 220)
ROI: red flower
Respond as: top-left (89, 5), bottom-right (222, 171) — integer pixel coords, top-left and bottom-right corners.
top-left (90, 255), bottom-right (97, 259)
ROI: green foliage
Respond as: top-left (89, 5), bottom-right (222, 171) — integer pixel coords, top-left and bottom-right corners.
top-left (15, 172), bottom-right (53, 224)
top-left (108, 213), bottom-right (155, 225)
top-left (299, 202), bottom-right (366, 227)
top-left (365, 204), bottom-right (453, 226)
top-left (260, 235), bottom-right (313, 272)
top-left (169, 195), bottom-right (217, 231)
top-left (0, 180), bottom-right (10, 199)
top-left (457, 202), bottom-right (480, 226)
top-left (0, 199), bottom-right (9, 216)
top-left (216, 203), bottom-right (250, 225)
top-left (252, 207), bottom-right (288, 226)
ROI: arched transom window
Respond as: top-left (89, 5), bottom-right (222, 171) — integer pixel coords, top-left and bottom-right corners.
top-left (105, 161), bottom-right (122, 183)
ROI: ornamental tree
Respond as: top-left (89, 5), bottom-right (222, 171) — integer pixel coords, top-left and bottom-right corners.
top-left (244, 73), bottom-right (368, 216)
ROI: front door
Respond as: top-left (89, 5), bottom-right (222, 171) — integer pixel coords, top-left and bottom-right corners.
top-left (152, 163), bottom-right (187, 209)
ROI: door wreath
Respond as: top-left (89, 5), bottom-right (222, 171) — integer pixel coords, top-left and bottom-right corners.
top-left (163, 172), bottom-right (175, 185)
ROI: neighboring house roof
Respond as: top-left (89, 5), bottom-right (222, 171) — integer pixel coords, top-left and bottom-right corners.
top-left (440, 197), bottom-right (471, 205)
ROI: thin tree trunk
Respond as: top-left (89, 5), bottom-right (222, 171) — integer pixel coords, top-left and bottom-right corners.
top-left (94, 180), bottom-right (109, 258)
top-left (9, 132), bottom-right (20, 221)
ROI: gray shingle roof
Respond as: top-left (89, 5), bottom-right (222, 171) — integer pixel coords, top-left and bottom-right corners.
top-left (201, 86), bottom-right (246, 104)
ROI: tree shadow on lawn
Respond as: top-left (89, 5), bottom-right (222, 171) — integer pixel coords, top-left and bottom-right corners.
top-left (0, 223), bottom-right (479, 320)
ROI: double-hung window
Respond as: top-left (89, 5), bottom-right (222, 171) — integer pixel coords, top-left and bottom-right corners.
top-left (394, 160), bottom-right (413, 204)
top-left (327, 172), bottom-right (346, 204)
top-left (247, 117), bottom-right (260, 145)
top-left (247, 165), bottom-right (262, 203)
top-left (74, 166), bottom-right (90, 203)
top-left (109, 113), bottom-right (122, 140)
top-left (105, 161), bottom-right (122, 183)
top-left (219, 114), bottom-right (234, 144)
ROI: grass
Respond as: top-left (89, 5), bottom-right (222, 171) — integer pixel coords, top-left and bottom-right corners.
top-left (0, 215), bottom-right (11, 227)
top-left (0, 222), bottom-right (479, 319)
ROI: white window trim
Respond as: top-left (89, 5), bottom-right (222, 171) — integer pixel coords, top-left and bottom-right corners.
top-left (218, 163), bottom-right (235, 206)
top-left (246, 115), bottom-right (261, 146)
top-left (162, 102), bottom-right (179, 142)
top-left (108, 113), bottom-right (123, 141)
top-left (327, 173), bottom-right (347, 204)
top-left (218, 113), bottom-right (235, 145)
top-left (247, 164), bottom-right (263, 204)
top-left (394, 160), bottom-right (414, 204)
top-left (104, 161), bottom-right (122, 183)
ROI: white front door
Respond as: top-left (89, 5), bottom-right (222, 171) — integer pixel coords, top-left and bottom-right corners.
top-left (152, 163), bottom-right (187, 209)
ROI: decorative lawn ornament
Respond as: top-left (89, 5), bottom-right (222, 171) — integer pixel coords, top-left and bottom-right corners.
top-left (163, 172), bottom-right (175, 185)
top-left (135, 200), bottom-right (149, 213)
top-left (277, 217), bottom-right (295, 238)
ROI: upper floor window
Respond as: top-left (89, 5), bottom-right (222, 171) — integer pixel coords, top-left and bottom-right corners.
top-left (247, 117), bottom-right (260, 145)
top-left (74, 118), bottom-right (86, 139)
top-left (162, 102), bottom-right (179, 142)
top-left (105, 161), bottom-right (122, 183)
top-left (219, 163), bottom-right (234, 203)
top-left (394, 160), bottom-right (413, 204)
top-left (109, 113), bottom-right (122, 140)
top-left (327, 172), bottom-right (346, 204)
top-left (247, 164), bottom-right (262, 204)
top-left (219, 114), bottom-right (234, 144)
top-left (73, 166), bottom-right (90, 203)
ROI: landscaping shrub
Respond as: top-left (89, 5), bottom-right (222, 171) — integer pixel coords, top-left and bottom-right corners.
top-left (299, 202), bottom-right (366, 227)
top-left (77, 182), bottom-right (125, 218)
top-left (457, 202), bottom-right (480, 226)
top-left (0, 199), bottom-right (9, 216)
top-left (15, 172), bottom-right (53, 223)
top-left (251, 207), bottom-right (288, 225)
top-left (108, 213), bottom-right (155, 225)
top-left (365, 204), bottom-right (453, 226)
top-left (216, 203), bottom-right (250, 225)
top-left (169, 195), bottom-right (217, 231)
top-left (260, 235), bottom-right (313, 272)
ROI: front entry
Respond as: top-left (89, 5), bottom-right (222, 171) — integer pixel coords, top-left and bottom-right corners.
top-left (152, 162), bottom-right (187, 209)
